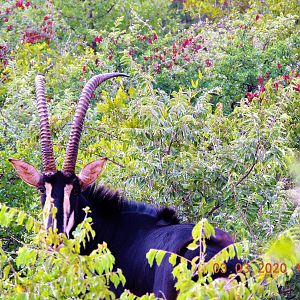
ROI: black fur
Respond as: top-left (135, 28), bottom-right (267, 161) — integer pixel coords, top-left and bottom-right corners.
top-left (69, 184), bottom-right (241, 299)
top-left (39, 175), bottom-right (240, 299)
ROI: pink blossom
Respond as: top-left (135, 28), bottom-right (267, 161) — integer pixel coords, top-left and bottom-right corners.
top-left (16, 0), bottom-right (24, 9)
top-left (293, 84), bottom-right (300, 92)
top-left (258, 75), bottom-right (264, 86)
top-left (184, 55), bottom-right (190, 62)
top-left (205, 59), bottom-right (213, 67)
top-left (246, 91), bottom-right (259, 102)
top-left (154, 64), bottom-right (161, 74)
top-left (93, 36), bottom-right (103, 44)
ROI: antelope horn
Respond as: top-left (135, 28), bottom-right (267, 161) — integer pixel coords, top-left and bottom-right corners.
top-left (62, 73), bottom-right (129, 174)
top-left (35, 74), bottom-right (57, 174)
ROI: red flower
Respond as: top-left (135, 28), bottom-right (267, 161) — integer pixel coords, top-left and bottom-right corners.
top-left (277, 63), bottom-right (282, 69)
top-left (283, 74), bottom-right (290, 80)
top-left (82, 65), bottom-right (87, 73)
top-left (194, 44), bottom-right (202, 53)
top-left (4, 17), bottom-right (9, 22)
top-left (108, 55), bottom-right (113, 60)
top-left (258, 75), bottom-right (264, 86)
top-left (144, 56), bottom-right (149, 61)
top-left (154, 64), bottom-right (161, 74)
top-left (16, 0), bottom-right (24, 9)
top-left (128, 47), bottom-right (134, 56)
top-left (172, 43), bottom-right (177, 54)
top-left (47, 21), bottom-right (53, 27)
top-left (293, 84), bottom-right (300, 92)
top-left (274, 82), bottom-right (279, 91)
top-left (259, 85), bottom-right (266, 93)
top-left (255, 15), bottom-right (260, 21)
top-left (153, 33), bottom-right (158, 41)
top-left (182, 39), bottom-right (190, 48)
top-left (292, 70), bottom-right (299, 77)
top-left (184, 55), bottom-right (190, 62)
top-left (205, 59), bottom-right (213, 67)
top-left (137, 35), bottom-right (146, 41)
top-left (44, 16), bottom-right (49, 21)
top-left (7, 25), bottom-right (13, 31)
top-left (94, 36), bottom-right (103, 44)
top-left (246, 91), bottom-right (259, 102)
top-left (25, 1), bottom-right (30, 7)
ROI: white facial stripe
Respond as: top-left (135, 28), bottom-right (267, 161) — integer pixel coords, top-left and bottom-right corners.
top-left (63, 184), bottom-right (73, 234)
top-left (65, 211), bottom-right (74, 238)
top-left (43, 183), bottom-right (54, 230)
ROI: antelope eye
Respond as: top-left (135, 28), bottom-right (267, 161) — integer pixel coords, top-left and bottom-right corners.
top-left (38, 186), bottom-right (46, 194)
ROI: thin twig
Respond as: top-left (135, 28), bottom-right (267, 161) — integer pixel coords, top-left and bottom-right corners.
top-left (236, 141), bottom-right (260, 187)
top-left (94, 151), bottom-right (125, 168)
top-left (236, 162), bottom-right (256, 187)
top-left (98, 3), bottom-right (116, 18)
top-left (165, 131), bottom-right (177, 155)
top-left (43, 63), bottom-right (54, 74)
top-left (230, 178), bottom-right (257, 241)
top-left (207, 203), bottom-right (221, 216)
top-left (106, 157), bottom-right (125, 168)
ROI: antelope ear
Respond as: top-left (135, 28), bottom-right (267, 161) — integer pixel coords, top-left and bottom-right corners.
top-left (78, 158), bottom-right (107, 191)
top-left (9, 158), bottom-right (42, 187)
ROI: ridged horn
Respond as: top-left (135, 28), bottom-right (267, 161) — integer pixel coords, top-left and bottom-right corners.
top-left (62, 73), bottom-right (129, 174)
top-left (35, 74), bottom-right (57, 174)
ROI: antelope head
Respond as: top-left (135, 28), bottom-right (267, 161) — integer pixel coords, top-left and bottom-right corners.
top-left (9, 73), bottom-right (128, 236)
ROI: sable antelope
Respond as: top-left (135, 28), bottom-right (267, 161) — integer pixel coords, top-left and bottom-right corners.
top-left (9, 73), bottom-right (240, 299)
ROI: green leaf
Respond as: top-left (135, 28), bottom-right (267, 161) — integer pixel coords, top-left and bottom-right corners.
top-left (155, 250), bottom-right (166, 267)
top-left (25, 217), bottom-right (34, 231)
top-left (146, 249), bottom-right (157, 267)
top-left (169, 253), bottom-right (177, 266)
top-left (110, 273), bottom-right (120, 288)
top-left (186, 242), bottom-right (198, 251)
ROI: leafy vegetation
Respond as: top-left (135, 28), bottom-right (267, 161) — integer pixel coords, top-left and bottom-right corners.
top-left (0, 0), bottom-right (299, 299)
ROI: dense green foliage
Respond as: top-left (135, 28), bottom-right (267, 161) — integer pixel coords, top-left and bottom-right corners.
top-left (0, 0), bottom-right (299, 298)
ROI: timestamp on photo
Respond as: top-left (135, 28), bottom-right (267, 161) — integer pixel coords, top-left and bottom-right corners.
top-left (212, 262), bottom-right (300, 274)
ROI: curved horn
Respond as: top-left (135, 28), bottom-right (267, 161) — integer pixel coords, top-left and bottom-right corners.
top-left (62, 73), bottom-right (128, 174)
top-left (35, 74), bottom-right (57, 174)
